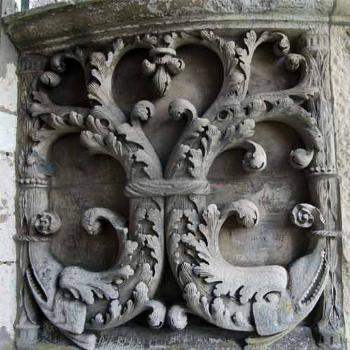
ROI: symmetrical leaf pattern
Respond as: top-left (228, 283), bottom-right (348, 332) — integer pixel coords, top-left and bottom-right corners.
top-left (16, 29), bottom-right (340, 350)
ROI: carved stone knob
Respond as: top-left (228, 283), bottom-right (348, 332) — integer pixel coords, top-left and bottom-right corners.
top-left (242, 141), bottom-right (267, 172)
top-left (284, 53), bottom-right (302, 71)
top-left (290, 148), bottom-right (314, 169)
top-left (291, 203), bottom-right (325, 229)
top-left (131, 100), bottom-right (155, 122)
top-left (40, 71), bottom-right (61, 87)
top-left (33, 212), bottom-right (62, 235)
top-left (141, 59), bottom-right (156, 75)
top-left (168, 98), bottom-right (198, 120)
top-left (167, 305), bottom-right (188, 330)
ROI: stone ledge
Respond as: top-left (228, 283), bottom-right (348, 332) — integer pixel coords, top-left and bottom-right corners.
top-left (32, 324), bottom-right (318, 349)
top-left (2, 0), bottom-right (336, 53)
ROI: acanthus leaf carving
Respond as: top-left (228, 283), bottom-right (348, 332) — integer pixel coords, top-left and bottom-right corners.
top-left (16, 28), bottom-right (342, 349)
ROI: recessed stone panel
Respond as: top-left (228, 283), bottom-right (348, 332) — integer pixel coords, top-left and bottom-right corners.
top-left (11, 10), bottom-right (344, 350)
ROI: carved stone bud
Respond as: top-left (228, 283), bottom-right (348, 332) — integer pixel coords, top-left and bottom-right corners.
top-left (290, 148), bottom-right (314, 169)
top-left (91, 313), bottom-right (105, 325)
top-left (233, 199), bottom-right (260, 228)
top-left (242, 140), bottom-right (267, 172)
top-left (146, 300), bottom-right (166, 329)
top-left (221, 200), bottom-right (260, 229)
top-left (142, 45), bottom-right (185, 97)
top-left (40, 71), bottom-right (61, 87)
top-left (131, 100), bottom-right (155, 122)
top-left (33, 212), bottom-right (62, 235)
top-left (141, 59), bottom-right (156, 76)
top-left (83, 217), bottom-right (102, 236)
top-left (285, 53), bottom-right (301, 71)
top-left (167, 305), bottom-right (188, 330)
top-left (167, 57), bottom-right (185, 75)
top-left (81, 209), bottom-right (102, 236)
top-left (153, 65), bottom-right (172, 96)
top-left (291, 203), bottom-right (325, 230)
top-left (273, 35), bottom-right (290, 56)
top-left (168, 98), bottom-right (198, 121)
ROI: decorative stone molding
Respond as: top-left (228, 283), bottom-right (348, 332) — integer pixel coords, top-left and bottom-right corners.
top-left (3, 2), bottom-right (346, 349)
top-left (2, 0), bottom-right (337, 52)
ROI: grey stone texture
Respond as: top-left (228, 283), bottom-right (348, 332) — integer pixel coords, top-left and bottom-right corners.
top-left (331, 23), bottom-right (350, 347)
top-left (0, 1), bottom-right (18, 349)
top-left (0, 0), bottom-right (350, 349)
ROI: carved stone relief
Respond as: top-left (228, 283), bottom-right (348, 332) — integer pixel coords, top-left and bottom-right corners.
top-left (14, 28), bottom-right (344, 350)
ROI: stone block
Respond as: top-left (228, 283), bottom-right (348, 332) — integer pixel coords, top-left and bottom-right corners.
top-left (0, 152), bottom-right (16, 262)
top-left (0, 62), bottom-right (17, 114)
top-left (331, 24), bottom-right (350, 349)
top-left (0, 111), bottom-right (17, 153)
top-left (0, 263), bottom-right (16, 339)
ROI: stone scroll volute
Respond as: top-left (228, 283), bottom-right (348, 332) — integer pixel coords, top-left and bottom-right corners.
top-left (14, 29), bottom-right (344, 350)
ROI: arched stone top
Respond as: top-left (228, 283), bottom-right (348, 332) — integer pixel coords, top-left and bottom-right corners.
top-left (3, 0), bottom-right (337, 52)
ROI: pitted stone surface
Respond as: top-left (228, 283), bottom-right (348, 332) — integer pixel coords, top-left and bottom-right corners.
top-left (0, 263), bottom-right (16, 340)
top-left (0, 4), bottom-right (18, 342)
top-left (0, 152), bottom-right (16, 262)
top-left (332, 26), bottom-right (350, 232)
top-left (331, 25), bottom-right (350, 349)
top-left (0, 112), bottom-right (17, 152)
top-left (0, 1), bottom-right (350, 349)
top-left (0, 63), bottom-right (17, 113)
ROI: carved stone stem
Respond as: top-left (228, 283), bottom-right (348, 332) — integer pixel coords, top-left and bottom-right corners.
top-left (15, 54), bottom-right (48, 349)
top-left (301, 31), bottom-right (344, 349)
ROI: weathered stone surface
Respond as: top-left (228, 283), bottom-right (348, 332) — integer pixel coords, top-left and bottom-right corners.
top-left (0, 63), bottom-right (17, 113)
top-left (95, 326), bottom-right (317, 350)
top-left (2, 0), bottom-right (335, 52)
top-left (14, 324), bottom-right (319, 349)
top-left (0, 2), bottom-right (18, 343)
top-left (0, 24), bottom-right (18, 113)
top-left (27, 0), bottom-right (335, 15)
top-left (1, 0), bottom-right (18, 16)
top-left (0, 112), bottom-right (17, 152)
top-left (331, 24), bottom-right (350, 348)
top-left (210, 123), bottom-right (309, 267)
top-left (0, 1), bottom-right (350, 349)
top-left (0, 152), bottom-right (16, 262)
top-left (9, 25), bottom-right (341, 350)
top-left (0, 263), bottom-right (17, 339)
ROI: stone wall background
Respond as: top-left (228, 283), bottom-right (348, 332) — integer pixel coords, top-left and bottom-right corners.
top-left (0, 1), bottom-right (349, 349)
top-left (331, 23), bottom-right (350, 346)
top-left (0, 0), bottom-right (18, 347)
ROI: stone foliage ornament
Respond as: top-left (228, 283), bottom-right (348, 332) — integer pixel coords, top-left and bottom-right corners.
top-left (14, 27), bottom-right (344, 350)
